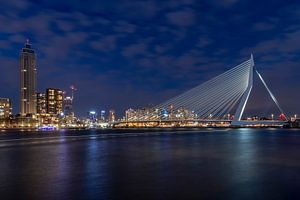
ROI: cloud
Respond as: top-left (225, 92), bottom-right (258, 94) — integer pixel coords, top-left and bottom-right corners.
top-left (253, 22), bottom-right (276, 31)
top-left (196, 37), bottom-right (213, 48)
top-left (90, 35), bottom-right (118, 52)
top-left (166, 8), bottom-right (196, 27)
top-left (0, 0), bottom-right (31, 14)
top-left (113, 20), bottom-right (136, 33)
top-left (154, 44), bottom-right (171, 54)
top-left (55, 19), bottom-right (75, 32)
top-left (121, 43), bottom-right (148, 58)
top-left (209, 0), bottom-right (239, 8)
top-left (243, 29), bottom-right (300, 59)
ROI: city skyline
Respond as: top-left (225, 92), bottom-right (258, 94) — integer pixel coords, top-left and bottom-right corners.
top-left (1, 2), bottom-right (300, 199)
top-left (0, 0), bottom-right (300, 117)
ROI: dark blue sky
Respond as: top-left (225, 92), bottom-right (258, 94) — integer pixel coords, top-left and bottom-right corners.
top-left (0, 0), bottom-right (300, 117)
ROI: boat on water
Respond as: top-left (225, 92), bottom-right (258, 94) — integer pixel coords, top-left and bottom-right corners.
top-left (38, 125), bottom-right (57, 131)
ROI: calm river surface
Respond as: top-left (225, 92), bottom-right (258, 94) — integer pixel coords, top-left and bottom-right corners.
top-left (1, 128), bottom-right (300, 200)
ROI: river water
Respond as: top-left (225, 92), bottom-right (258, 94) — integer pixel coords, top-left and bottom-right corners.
top-left (0, 128), bottom-right (300, 200)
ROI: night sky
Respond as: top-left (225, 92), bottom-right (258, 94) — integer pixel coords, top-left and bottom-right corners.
top-left (0, 0), bottom-right (300, 118)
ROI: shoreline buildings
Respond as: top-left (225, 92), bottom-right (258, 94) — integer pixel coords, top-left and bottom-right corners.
top-left (12, 40), bottom-right (80, 128)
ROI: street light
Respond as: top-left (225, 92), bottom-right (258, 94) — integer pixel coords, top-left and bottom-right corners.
top-left (271, 114), bottom-right (274, 121)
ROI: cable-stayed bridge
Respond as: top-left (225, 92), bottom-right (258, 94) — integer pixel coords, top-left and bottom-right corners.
top-left (116, 55), bottom-right (287, 127)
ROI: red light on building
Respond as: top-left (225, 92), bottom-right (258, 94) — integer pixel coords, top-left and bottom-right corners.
top-left (279, 113), bottom-right (286, 121)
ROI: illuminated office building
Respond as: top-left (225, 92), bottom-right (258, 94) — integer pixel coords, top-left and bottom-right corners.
top-left (46, 88), bottom-right (63, 115)
top-left (20, 40), bottom-right (37, 115)
top-left (99, 110), bottom-right (106, 122)
top-left (36, 93), bottom-right (46, 114)
top-left (108, 110), bottom-right (116, 123)
top-left (88, 111), bottom-right (97, 123)
top-left (64, 96), bottom-right (73, 116)
top-left (0, 98), bottom-right (12, 118)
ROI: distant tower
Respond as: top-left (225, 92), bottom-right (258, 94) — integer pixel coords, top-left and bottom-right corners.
top-left (99, 110), bottom-right (106, 122)
top-left (108, 110), bottom-right (116, 123)
top-left (20, 39), bottom-right (37, 115)
top-left (64, 96), bottom-right (73, 116)
top-left (64, 85), bottom-right (77, 116)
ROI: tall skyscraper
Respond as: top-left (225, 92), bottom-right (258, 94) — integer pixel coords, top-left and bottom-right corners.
top-left (20, 40), bottom-right (37, 115)
top-left (46, 88), bottom-right (63, 115)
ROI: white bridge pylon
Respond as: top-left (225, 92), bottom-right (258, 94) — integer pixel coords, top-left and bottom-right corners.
top-left (145, 54), bottom-right (285, 124)
top-left (232, 54), bottom-right (286, 125)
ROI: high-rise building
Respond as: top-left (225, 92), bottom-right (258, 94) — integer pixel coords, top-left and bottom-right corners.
top-left (46, 88), bottom-right (63, 115)
top-left (64, 96), bottom-right (73, 116)
top-left (125, 108), bottom-right (135, 121)
top-left (99, 110), bottom-right (106, 122)
top-left (64, 85), bottom-right (76, 117)
top-left (108, 110), bottom-right (116, 123)
top-left (36, 93), bottom-right (46, 114)
top-left (0, 98), bottom-right (12, 118)
top-left (20, 39), bottom-right (37, 115)
top-left (88, 111), bottom-right (97, 121)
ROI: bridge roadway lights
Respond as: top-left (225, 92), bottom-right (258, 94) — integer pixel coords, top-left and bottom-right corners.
top-left (230, 120), bottom-right (287, 127)
top-left (112, 120), bottom-right (287, 128)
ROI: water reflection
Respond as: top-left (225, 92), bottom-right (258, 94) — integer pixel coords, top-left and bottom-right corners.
top-left (83, 139), bottom-right (109, 199)
top-left (0, 129), bottom-right (300, 199)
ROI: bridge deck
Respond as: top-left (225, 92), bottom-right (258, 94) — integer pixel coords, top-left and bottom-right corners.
top-left (113, 120), bottom-right (287, 127)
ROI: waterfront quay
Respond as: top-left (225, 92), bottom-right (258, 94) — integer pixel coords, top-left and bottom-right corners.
top-left (0, 116), bottom-right (295, 129)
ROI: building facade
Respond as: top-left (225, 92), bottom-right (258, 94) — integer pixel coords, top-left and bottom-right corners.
top-left (20, 40), bottom-right (37, 115)
top-left (0, 98), bottom-right (12, 118)
top-left (46, 88), bottom-right (63, 115)
top-left (36, 93), bottom-right (46, 114)
top-left (99, 110), bottom-right (106, 122)
top-left (64, 96), bottom-right (73, 116)
top-left (108, 110), bottom-right (116, 123)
